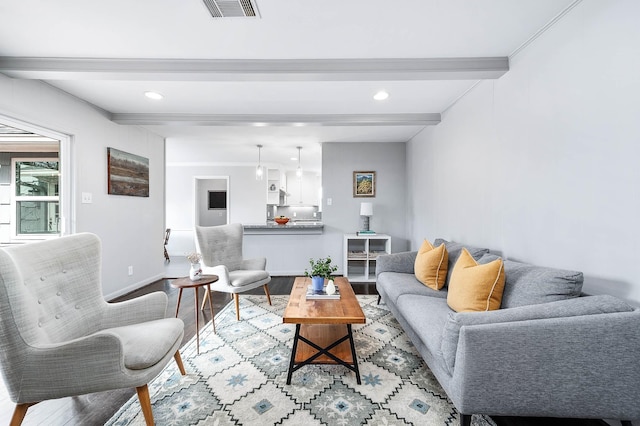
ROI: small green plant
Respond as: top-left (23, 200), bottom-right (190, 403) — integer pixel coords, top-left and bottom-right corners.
top-left (304, 257), bottom-right (338, 279)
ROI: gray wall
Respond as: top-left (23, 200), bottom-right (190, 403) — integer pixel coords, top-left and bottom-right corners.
top-left (406, 0), bottom-right (640, 304)
top-left (196, 178), bottom-right (228, 227)
top-left (0, 74), bottom-right (166, 299)
top-left (323, 142), bottom-right (409, 274)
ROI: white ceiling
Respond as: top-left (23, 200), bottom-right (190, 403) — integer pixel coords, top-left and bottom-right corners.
top-left (0, 0), bottom-right (578, 172)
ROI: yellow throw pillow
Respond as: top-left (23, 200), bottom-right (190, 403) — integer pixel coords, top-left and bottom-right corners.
top-left (414, 239), bottom-right (449, 290)
top-left (447, 248), bottom-right (505, 312)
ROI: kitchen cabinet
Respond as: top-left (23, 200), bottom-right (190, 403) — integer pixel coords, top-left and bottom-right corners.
top-left (343, 233), bottom-right (391, 282)
top-left (286, 171), bottom-right (320, 206)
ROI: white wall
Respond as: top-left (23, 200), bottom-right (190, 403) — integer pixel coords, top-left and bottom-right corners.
top-left (407, 0), bottom-right (640, 304)
top-left (165, 142), bottom-right (409, 276)
top-left (0, 75), bottom-right (166, 299)
top-left (165, 163), bottom-right (267, 256)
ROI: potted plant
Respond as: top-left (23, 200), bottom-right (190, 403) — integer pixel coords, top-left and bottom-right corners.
top-left (304, 257), bottom-right (338, 291)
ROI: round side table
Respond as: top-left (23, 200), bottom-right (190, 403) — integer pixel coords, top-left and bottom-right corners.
top-left (171, 275), bottom-right (219, 355)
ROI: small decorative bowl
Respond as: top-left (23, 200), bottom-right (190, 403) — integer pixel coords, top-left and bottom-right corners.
top-left (275, 217), bottom-right (290, 225)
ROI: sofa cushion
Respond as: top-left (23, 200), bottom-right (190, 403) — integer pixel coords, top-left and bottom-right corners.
top-left (396, 294), bottom-right (452, 364)
top-left (434, 239), bottom-right (490, 287)
top-left (414, 239), bottom-right (448, 290)
top-left (377, 272), bottom-right (447, 305)
top-left (478, 253), bottom-right (584, 308)
top-left (440, 294), bottom-right (634, 374)
top-left (447, 249), bottom-right (505, 313)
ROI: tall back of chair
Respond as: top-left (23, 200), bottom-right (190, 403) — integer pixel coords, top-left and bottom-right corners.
top-left (195, 223), bottom-right (244, 270)
top-left (0, 233), bottom-right (105, 401)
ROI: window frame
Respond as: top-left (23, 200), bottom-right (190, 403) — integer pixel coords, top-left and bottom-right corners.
top-left (11, 158), bottom-right (61, 239)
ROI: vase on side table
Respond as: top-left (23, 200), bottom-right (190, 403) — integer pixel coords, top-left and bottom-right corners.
top-left (189, 262), bottom-right (202, 281)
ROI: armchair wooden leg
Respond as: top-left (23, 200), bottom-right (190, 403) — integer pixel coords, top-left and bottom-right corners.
top-left (174, 351), bottom-right (186, 375)
top-left (460, 414), bottom-right (472, 426)
top-left (10, 403), bottom-right (35, 426)
top-left (200, 288), bottom-right (210, 311)
top-left (263, 284), bottom-right (272, 305)
top-left (136, 384), bottom-right (154, 426)
top-left (233, 293), bottom-right (240, 321)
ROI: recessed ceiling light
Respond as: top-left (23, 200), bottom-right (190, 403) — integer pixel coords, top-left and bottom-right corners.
top-left (373, 90), bottom-right (389, 101)
top-left (144, 91), bottom-right (163, 100)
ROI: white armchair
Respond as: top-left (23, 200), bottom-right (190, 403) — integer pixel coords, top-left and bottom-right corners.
top-left (195, 223), bottom-right (272, 320)
top-left (0, 233), bottom-right (186, 426)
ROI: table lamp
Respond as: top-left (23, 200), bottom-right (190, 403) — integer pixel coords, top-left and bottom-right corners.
top-left (360, 202), bottom-right (373, 232)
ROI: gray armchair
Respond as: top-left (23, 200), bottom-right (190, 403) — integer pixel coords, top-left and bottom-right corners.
top-left (0, 233), bottom-right (186, 426)
top-left (195, 223), bottom-right (271, 320)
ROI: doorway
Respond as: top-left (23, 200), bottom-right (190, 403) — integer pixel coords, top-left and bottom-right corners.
top-left (194, 176), bottom-right (229, 227)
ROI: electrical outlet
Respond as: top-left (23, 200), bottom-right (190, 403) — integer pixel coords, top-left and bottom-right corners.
top-left (293, 212), bottom-right (297, 217)
top-left (327, 198), bottom-right (332, 206)
top-left (313, 212), bottom-right (317, 217)
top-left (128, 266), bottom-right (133, 276)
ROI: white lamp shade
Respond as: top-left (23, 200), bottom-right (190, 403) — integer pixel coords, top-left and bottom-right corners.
top-left (360, 202), bottom-right (373, 216)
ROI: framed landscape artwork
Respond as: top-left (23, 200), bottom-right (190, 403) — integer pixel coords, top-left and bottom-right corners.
top-left (107, 147), bottom-right (149, 197)
top-left (353, 171), bottom-right (376, 197)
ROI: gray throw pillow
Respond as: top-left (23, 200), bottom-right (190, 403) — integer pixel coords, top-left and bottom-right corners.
top-left (434, 239), bottom-right (490, 287)
top-left (478, 253), bottom-right (583, 308)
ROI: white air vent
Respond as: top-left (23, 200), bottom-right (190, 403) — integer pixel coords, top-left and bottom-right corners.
top-left (203, 0), bottom-right (260, 18)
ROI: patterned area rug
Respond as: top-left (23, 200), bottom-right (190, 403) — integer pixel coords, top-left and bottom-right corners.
top-left (106, 295), bottom-right (496, 426)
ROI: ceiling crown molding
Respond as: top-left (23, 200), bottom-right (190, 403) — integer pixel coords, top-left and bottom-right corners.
top-left (110, 113), bottom-right (441, 127)
top-left (0, 57), bottom-right (508, 81)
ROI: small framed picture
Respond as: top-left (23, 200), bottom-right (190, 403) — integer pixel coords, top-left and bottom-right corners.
top-left (353, 171), bottom-right (376, 197)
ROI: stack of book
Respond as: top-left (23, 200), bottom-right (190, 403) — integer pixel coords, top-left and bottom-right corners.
top-left (357, 230), bottom-right (377, 236)
top-left (306, 286), bottom-right (340, 300)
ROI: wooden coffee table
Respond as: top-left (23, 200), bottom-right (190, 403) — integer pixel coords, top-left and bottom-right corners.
top-left (283, 276), bottom-right (366, 384)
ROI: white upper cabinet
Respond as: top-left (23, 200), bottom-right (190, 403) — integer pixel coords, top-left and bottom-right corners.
top-left (286, 171), bottom-right (320, 206)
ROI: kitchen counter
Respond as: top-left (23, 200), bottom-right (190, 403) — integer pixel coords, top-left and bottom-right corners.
top-left (243, 221), bottom-right (324, 235)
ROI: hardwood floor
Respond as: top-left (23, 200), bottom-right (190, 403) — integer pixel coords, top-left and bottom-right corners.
top-left (0, 276), bottom-right (621, 425)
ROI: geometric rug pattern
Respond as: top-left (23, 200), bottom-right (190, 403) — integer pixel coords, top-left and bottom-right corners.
top-left (106, 295), bottom-right (496, 426)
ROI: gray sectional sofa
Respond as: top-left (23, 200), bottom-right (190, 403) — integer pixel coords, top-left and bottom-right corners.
top-left (375, 238), bottom-right (640, 426)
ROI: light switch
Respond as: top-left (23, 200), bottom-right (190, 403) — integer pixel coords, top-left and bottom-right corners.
top-left (327, 198), bottom-right (332, 206)
top-left (81, 192), bottom-right (92, 204)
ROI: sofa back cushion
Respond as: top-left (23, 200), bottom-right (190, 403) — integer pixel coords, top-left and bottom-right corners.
top-left (478, 253), bottom-right (583, 308)
top-left (414, 239), bottom-right (448, 290)
top-left (434, 239), bottom-right (490, 287)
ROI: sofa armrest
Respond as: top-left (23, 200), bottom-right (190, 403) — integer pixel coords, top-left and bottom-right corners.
top-left (376, 251), bottom-right (417, 275)
top-left (449, 310), bottom-right (640, 419)
top-left (441, 295), bottom-right (632, 373)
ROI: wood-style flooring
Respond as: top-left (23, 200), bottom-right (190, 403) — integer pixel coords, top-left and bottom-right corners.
top-left (0, 276), bottom-right (620, 426)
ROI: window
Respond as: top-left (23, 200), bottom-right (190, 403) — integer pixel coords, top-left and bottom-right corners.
top-left (13, 159), bottom-right (60, 236)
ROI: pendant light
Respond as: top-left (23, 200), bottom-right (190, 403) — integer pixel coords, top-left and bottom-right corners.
top-left (255, 144), bottom-right (264, 180)
top-left (296, 146), bottom-right (303, 178)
